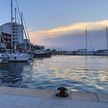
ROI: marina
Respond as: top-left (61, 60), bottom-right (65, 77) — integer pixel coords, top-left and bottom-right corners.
top-left (0, 0), bottom-right (108, 107)
top-left (0, 0), bottom-right (108, 63)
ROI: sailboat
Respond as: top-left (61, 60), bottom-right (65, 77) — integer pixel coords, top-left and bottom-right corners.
top-left (75, 28), bottom-right (94, 55)
top-left (34, 49), bottom-right (51, 58)
top-left (7, 51), bottom-right (30, 62)
top-left (0, 52), bottom-right (8, 63)
top-left (7, 0), bottom-right (31, 62)
top-left (95, 27), bottom-right (108, 56)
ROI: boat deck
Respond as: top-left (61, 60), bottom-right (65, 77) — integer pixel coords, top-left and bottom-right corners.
top-left (0, 87), bottom-right (108, 108)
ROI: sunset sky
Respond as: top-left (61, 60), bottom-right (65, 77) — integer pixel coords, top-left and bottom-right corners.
top-left (0, 0), bottom-right (108, 50)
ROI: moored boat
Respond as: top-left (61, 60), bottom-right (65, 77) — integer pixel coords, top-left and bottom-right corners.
top-left (95, 49), bottom-right (108, 56)
top-left (0, 53), bottom-right (8, 63)
top-left (7, 51), bottom-right (30, 62)
top-left (34, 49), bottom-right (51, 58)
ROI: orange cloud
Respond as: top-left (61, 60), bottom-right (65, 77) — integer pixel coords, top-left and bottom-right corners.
top-left (29, 20), bottom-right (108, 44)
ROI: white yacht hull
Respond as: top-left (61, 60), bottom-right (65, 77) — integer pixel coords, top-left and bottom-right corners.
top-left (0, 53), bottom-right (8, 63)
top-left (0, 59), bottom-right (4, 63)
top-left (7, 53), bottom-right (30, 62)
top-left (0, 53), bottom-right (8, 59)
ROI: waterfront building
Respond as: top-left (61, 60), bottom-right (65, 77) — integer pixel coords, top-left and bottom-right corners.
top-left (0, 22), bottom-right (24, 49)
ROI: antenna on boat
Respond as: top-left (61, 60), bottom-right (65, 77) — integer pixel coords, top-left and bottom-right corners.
top-left (106, 27), bottom-right (108, 50)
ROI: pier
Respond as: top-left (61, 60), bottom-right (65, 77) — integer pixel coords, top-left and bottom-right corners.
top-left (0, 87), bottom-right (108, 108)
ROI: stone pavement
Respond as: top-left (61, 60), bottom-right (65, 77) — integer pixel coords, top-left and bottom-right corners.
top-left (0, 87), bottom-right (108, 108)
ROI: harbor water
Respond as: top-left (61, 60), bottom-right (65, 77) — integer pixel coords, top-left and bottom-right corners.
top-left (0, 56), bottom-right (108, 93)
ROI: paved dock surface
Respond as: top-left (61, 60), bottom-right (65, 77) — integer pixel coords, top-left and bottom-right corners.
top-left (0, 87), bottom-right (108, 108)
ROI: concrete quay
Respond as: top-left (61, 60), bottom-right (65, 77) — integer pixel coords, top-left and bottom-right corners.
top-left (0, 87), bottom-right (108, 108)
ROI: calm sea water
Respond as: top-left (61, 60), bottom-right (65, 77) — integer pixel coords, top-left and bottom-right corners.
top-left (0, 56), bottom-right (108, 93)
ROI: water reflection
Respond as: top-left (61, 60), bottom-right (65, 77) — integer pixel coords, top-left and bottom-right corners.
top-left (0, 56), bottom-right (108, 93)
top-left (0, 62), bottom-right (30, 87)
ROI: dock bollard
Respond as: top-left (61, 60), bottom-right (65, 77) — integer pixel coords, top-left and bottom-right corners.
top-left (55, 87), bottom-right (69, 97)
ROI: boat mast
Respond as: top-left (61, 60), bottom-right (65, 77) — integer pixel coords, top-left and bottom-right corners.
top-left (106, 27), bottom-right (108, 50)
top-left (15, 8), bottom-right (17, 23)
top-left (11, 0), bottom-right (13, 49)
top-left (14, 7), bottom-right (17, 50)
top-left (85, 28), bottom-right (88, 53)
top-left (11, 0), bottom-right (13, 23)
top-left (21, 13), bottom-right (26, 51)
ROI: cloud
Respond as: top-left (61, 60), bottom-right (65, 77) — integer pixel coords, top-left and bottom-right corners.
top-left (42, 29), bottom-right (107, 50)
top-left (29, 20), bottom-right (108, 44)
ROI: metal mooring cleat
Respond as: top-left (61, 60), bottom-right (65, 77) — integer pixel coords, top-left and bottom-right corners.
top-left (55, 87), bottom-right (69, 97)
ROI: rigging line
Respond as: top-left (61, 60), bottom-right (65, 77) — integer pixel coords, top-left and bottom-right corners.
top-left (22, 15), bottom-right (31, 42)
top-left (21, 14), bottom-right (31, 51)
top-left (21, 14), bottom-right (29, 41)
top-left (15, 0), bottom-right (22, 24)
top-left (15, 0), bottom-right (30, 40)
top-left (15, 0), bottom-right (31, 51)
top-left (21, 18), bottom-right (29, 51)
top-left (15, 0), bottom-right (29, 48)
top-left (21, 14), bottom-right (28, 40)
top-left (22, 14), bottom-right (32, 51)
